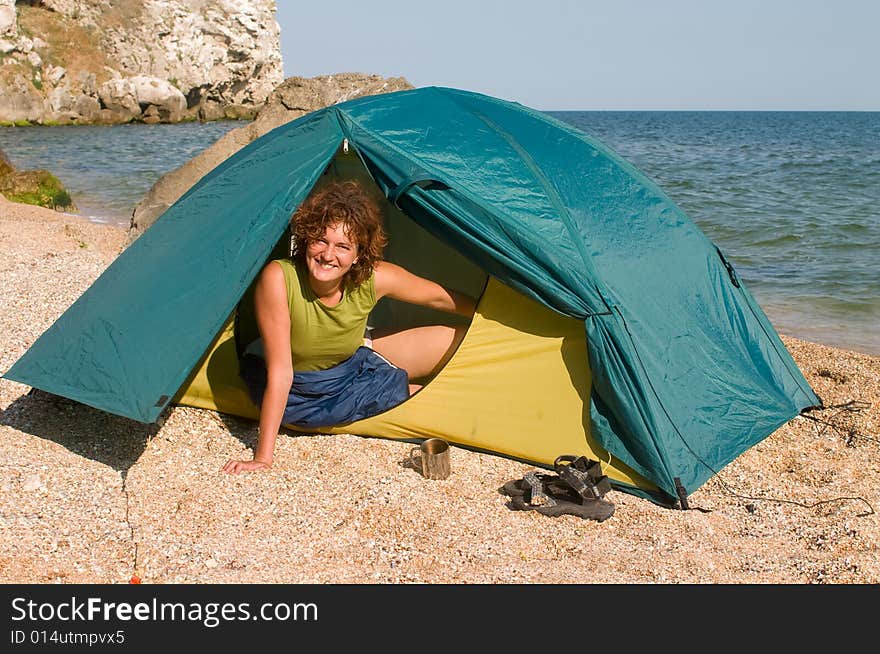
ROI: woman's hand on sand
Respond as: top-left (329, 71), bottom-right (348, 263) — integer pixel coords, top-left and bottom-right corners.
top-left (222, 459), bottom-right (272, 474)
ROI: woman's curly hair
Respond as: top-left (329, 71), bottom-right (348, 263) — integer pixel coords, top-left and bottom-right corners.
top-left (290, 180), bottom-right (387, 288)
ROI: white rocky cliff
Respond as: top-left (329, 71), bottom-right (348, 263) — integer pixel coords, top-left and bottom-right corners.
top-left (0, 0), bottom-right (283, 124)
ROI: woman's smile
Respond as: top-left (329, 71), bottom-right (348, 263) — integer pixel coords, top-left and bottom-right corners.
top-left (305, 223), bottom-right (358, 289)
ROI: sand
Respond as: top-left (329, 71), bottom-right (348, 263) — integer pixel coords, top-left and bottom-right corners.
top-left (1, 194), bottom-right (879, 584)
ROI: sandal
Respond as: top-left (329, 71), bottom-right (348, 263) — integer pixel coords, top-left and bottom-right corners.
top-left (509, 494), bottom-right (615, 522)
top-left (499, 456), bottom-right (615, 522)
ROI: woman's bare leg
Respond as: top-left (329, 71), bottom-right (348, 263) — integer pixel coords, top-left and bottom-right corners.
top-left (371, 325), bottom-right (467, 381)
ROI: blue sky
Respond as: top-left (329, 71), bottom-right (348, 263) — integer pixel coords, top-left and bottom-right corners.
top-left (275, 0), bottom-right (879, 111)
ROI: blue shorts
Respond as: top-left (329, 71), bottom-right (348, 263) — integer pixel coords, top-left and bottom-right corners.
top-left (239, 346), bottom-right (410, 428)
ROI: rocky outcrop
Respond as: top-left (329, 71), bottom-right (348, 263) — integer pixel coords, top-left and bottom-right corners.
top-left (126, 73), bottom-right (414, 244)
top-left (0, 146), bottom-right (75, 210)
top-left (0, 0), bottom-right (283, 125)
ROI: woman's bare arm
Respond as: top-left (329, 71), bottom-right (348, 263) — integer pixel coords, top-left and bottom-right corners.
top-left (373, 261), bottom-right (476, 316)
top-left (222, 262), bottom-right (292, 474)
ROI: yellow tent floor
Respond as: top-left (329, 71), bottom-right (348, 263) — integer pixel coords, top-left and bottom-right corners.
top-left (175, 276), bottom-right (656, 491)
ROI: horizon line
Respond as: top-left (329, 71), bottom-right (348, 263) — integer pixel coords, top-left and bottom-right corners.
top-left (538, 107), bottom-right (880, 113)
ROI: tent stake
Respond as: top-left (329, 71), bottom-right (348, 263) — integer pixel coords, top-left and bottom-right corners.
top-left (674, 477), bottom-right (689, 510)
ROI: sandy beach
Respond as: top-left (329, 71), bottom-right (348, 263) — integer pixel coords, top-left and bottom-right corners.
top-left (1, 194), bottom-right (879, 585)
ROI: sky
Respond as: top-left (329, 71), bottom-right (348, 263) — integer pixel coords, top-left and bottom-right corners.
top-left (275, 0), bottom-right (880, 111)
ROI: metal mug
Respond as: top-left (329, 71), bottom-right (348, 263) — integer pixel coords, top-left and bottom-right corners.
top-left (410, 438), bottom-right (451, 480)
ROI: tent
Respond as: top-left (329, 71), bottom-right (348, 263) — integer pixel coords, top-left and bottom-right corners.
top-left (3, 87), bottom-right (820, 507)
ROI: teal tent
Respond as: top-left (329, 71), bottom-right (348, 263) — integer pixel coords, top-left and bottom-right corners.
top-left (4, 87), bottom-right (820, 507)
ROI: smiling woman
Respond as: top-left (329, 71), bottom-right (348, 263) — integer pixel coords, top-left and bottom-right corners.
top-left (222, 179), bottom-right (476, 474)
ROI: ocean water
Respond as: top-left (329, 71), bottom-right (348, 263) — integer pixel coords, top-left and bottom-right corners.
top-left (0, 113), bottom-right (877, 357)
top-left (0, 121), bottom-right (242, 224)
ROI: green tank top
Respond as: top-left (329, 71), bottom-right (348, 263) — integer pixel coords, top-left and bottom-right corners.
top-left (275, 259), bottom-right (376, 372)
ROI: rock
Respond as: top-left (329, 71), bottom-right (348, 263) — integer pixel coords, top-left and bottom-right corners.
top-left (0, 147), bottom-right (76, 212)
top-left (97, 78), bottom-right (142, 117)
top-left (222, 104), bottom-right (260, 121)
top-left (0, 148), bottom-right (11, 176)
top-left (72, 95), bottom-right (102, 124)
top-left (45, 65), bottom-right (66, 86)
top-left (76, 71), bottom-right (97, 97)
top-left (126, 74), bottom-right (414, 243)
top-left (97, 107), bottom-right (135, 126)
top-left (0, 71), bottom-right (46, 124)
top-left (130, 76), bottom-right (187, 123)
top-left (195, 98), bottom-right (236, 123)
top-left (0, 0), bottom-right (282, 125)
top-left (95, 76), bottom-right (189, 125)
top-left (0, 0), bottom-right (15, 38)
top-left (142, 105), bottom-right (160, 125)
top-left (22, 474), bottom-right (43, 492)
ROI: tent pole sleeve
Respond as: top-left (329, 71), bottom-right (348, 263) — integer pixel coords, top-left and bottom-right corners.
top-left (389, 175), bottom-right (450, 208)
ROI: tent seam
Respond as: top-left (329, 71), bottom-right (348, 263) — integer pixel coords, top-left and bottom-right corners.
top-left (355, 88), bottom-right (614, 317)
top-left (439, 94), bottom-right (602, 294)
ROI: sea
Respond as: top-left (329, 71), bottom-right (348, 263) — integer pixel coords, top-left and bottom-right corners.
top-left (1, 112), bottom-right (878, 357)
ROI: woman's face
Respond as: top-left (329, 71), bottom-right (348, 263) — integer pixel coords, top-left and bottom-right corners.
top-left (305, 222), bottom-right (359, 287)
